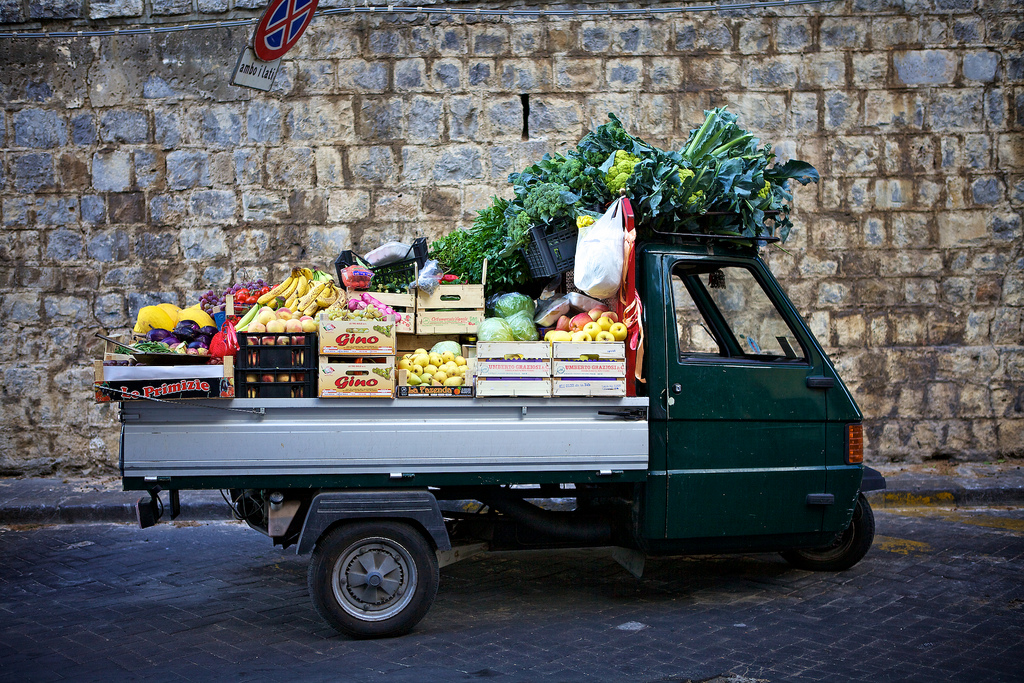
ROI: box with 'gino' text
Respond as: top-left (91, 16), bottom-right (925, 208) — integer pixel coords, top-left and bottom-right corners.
top-left (318, 315), bottom-right (397, 355)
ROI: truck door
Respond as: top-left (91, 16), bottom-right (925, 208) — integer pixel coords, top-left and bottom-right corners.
top-left (658, 253), bottom-right (829, 539)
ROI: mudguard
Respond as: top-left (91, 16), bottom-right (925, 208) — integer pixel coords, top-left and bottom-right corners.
top-left (296, 489), bottom-right (451, 555)
top-left (860, 466), bottom-right (886, 493)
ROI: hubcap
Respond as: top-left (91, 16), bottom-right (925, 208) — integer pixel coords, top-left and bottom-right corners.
top-left (332, 538), bottom-right (417, 622)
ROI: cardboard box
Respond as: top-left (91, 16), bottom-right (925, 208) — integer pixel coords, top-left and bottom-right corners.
top-left (318, 357), bottom-right (395, 398)
top-left (552, 377), bottom-right (626, 397)
top-left (416, 262), bottom-right (486, 334)
top-left (396, 369), bottom-right (475, 397)
top-left (476, 341), bottom-right (551, 360)
top-left (94, 358), bottom-right (235, 402)
top-left (475, 378), bottom-right (552, 398)
top-left (350, 289), bottom-right (416, 334)
top-left (318, 315), bottom-right (397, 355)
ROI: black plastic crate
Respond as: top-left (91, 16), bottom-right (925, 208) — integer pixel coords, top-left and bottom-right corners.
top-left (523, 226), bottom-right (577, 279)
top-left (334, 238), bottom-right (428, 289)
top-left (234, 332), bottom-right (317, 398)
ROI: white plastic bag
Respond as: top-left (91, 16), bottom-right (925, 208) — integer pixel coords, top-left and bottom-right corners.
top-left (365, 241), bottom-right (413, 266)
top-left (573, 198), bottom-right (625, 299)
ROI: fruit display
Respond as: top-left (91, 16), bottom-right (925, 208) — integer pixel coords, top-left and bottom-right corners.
top-left (543, 305), bottom-right (627, 343)
top-left (397, 347), bottom-right (469, 387)
top-left (236, 268), bottom-right (341, 331)
top-left (200, 279), bottom-right (272, 315)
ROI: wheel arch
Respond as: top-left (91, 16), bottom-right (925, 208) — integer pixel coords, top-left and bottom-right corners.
top-left (296, 489), bottom-right (451, 556)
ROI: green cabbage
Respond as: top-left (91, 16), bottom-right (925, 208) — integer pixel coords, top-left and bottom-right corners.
top-left (430, 341), bottom-right (462, 356)
top-left (493, 292), bottom-right (535, 320)
top-left (505, 311), bottom-right (539, 341)
top-left (477, 317), bottom-right (515, 342)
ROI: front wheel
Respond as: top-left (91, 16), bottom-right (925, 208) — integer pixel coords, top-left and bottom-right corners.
top-left (307, 520), bottom-right (439, 638)
top-left (781, 493), bottom-right (875, 571)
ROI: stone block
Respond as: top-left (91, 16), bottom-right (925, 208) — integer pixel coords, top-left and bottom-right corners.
top-left (489, 146), bottom-right (514, 181)
top-left (613, 22), bottom-right (665, 54)
top-left (825, 92), bottom-right (860, 130)
top-left (314, 147), bottom-right (343, 187)
top-left (448, 97), bottom-right (479, 141)
top-left (471, 26), bottom-right (508, 55)
top-left (468, 61), bottom-right (496, 89)
top-left (134, 231), bottom-right (178, 259)
top-left (266, 147), bottom-right (314, 187)
top-left (356, 98), bottom-right (404, 141)
top-left (89, 0), bottom-right (142, 18)
top-left (43, 295), bottom-right (91, 323)
top-left (719, 92), bottom-right (787, 133)
top-left (421, 187), bottom-right (460, 219)
top-left (485, 97), bottom-right (522, 140)
top-left (776, 18), bottom-right (811, 53)
top-left (247, 102), bottom-right (282, 144)
top-left (337, 60), bottom-right (388, 92)
top-left (407, 97), bottom-right (443, 143)
top-left (287, 98), bottom-right (353, 142)
top-left (87, 229), bottom-right (130, 263)
top-left (35, 197), bottom-right (79, 225)
top-left (581, 24), bottom-right (611, 53)
top-left (891, 212), bottom-right (933, 248)
top-left (0, 0), bottom-right (23, 21)
top-left (401, 146), bottom-right (436, 185)
top-left (132, 151), bottom-right (160, 191)
top-left (196, 0), bottom-right (226, 11)
top-left (151, 0), bottom-right (188, 13)
top-left (674, 18), bottom-right (732, 51)
top-left (108, 193), bottom-right (144, 224)
top-left (820, 18), bottom-right (866, 49)
top-left (437, 26), bottom-right (468, 55)
top-left (686, 57), bottom-right (741, 89)
top-left (348, 146), bottom-right (395, 184)
top-left (788, 92), bottom-right (819, 133)
top-left (953, 18), bottom-right (984, 44)
top-left (991, 212), bottom-right (1021, 241)
top-left (636, 95), bottom-right (674, 138)
top-left (971, 177), bottom-right (1003, 205)
top-left (369, 29), bottom-right (407, 56)
top-left (395, 59), bottom-right (426, 91)
top-left (374, 192), bottom-right (419, 222)
top-left (165, 151), bottom-right (209, 191)
top-left (92, 152), bottom-right (132, 194)
top-left (874, 179), bottom-right (913, 209)
top-left (242, 193), bottom-right (290, 222)
top-left (154, 109), bottom-right (181, 150)
top-left (852, 53), bottom-right (888, 88)
top-left (142, 76), bottom-right (176, 100)
top-left (80, 195), bottom-right (105, 225)
top-left (894, 50), bottom-right (956, 85)
top-left (500, 59), bottom-right (552, 91)
top-left (70, 114), bottom-right (96, 146)
top-left (607, 59), bottom-right (643, 90)
top-left (188, 191), bottom-right (236, 224)
top-left (647, 57), bottom-right (683, 92)
top-left (870, 17), bottom-right (917, 48)
top-left (305, 227), bottom-right (352, 264)
top-left (180, 226), bottom-right (229, 259)
top-left (864, 91), bottom-right (925, 129)
top-left (527, 98), bottom-right (581, 140)
top-left (14, 154), bottom-right (56, 193)
top-left (294, 61), bottom-right (335, 95)
top-left (938, 211), bottom-right (987, 246)
top-left (14, 109), bottom-right (67, 149)
top-left (408, 27), bottom-right (434, 55)
top-left (799, 54), bottom-right (845, 89)
top-left (45, 228), bottom-right (84, 260)
top-left (433, 145), bottom-right (483, 183)
top-left (327, 190), bottom-right (370, 223)
top-left (830, 136), bottom-right (879, 175)
top-left (201, 107), bottom-right (243, 148)
top-left (962, 51), bottom-right (999, 82)
top-left (738, 19), bottom-right (771, 55)
top-left (232, 149), bottom-right (263, 186)
top-left (817, 281), bottom-right (850, 306)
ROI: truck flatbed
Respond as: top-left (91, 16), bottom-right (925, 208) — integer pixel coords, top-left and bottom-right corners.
top-left (120, 397), bottom-right (650, 488)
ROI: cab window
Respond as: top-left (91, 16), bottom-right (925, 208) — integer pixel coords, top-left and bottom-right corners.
top-left (671, 263), bottom-right (806, 362)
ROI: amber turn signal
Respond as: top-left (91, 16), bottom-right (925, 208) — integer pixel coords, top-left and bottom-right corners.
top-left (846, 423), bottom-right (864, 464)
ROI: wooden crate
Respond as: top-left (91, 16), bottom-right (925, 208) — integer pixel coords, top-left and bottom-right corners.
top-left (318, 315), bottom-right (397, 355)
top-left (475, 378), bottom-right (552, 398)
top-left (552, 378), bottom-right (626, 397)
top-left (348, 289), bottom-right (415, 334)
top-left (416, 260), bottom-right (486, 335)
top-left (551, 341), bottom-right (626, 378)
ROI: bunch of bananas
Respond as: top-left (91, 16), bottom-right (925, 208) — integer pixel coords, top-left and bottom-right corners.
top-left (257, 268), bottom-right (343, 318)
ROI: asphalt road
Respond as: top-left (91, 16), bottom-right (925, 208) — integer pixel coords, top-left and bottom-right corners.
top-left (1, 506), bottom-right (1022, 683)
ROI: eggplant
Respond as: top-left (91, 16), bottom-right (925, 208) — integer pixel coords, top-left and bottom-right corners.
top-left (194, 334), bottom-right (211, 348)
top-left (161, 335), bottom-right (181, 347)
top-left (146, 328), bottom-right (173, 342)
top-left (199, 325), bottom-right (219, 337)
top-left (172, 320), bottom-right (200, 341)
top-left (187, 340), bottom-right (207, 350)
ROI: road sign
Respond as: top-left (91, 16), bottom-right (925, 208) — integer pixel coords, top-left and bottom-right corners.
top-left (252, 0), bottom-right (319, 62)
top-left (231, 47), bottom-right (281, 92)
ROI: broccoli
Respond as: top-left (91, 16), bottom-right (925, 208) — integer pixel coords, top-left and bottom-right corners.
top-left (757, 179), bottom-right (771, 199)
top-left (606, 150), bottom-right (641, 194)
top-left (523, 182), bottom-right (578, 223)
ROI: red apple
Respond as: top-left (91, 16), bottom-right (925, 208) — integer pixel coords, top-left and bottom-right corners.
top-left (262, 336), bottom-right (276, 346)
top-left (570, 312), bottom-right (594, 332)
top-left (556, 315), bottom-right (572, 332)
top-left (291, 335), bottom-right (305, 345)
top-left (276, 335), bottom-right (291, 346)
top-left (587, 304), bottom-right (610, 321)
top-left (600, 311), bottom-right (619, 323)
top-left (260, 374), bottom-right (275, 383)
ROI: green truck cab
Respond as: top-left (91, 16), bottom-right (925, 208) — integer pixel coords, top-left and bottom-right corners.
top-left (120, 237), bottom-right (883, 639)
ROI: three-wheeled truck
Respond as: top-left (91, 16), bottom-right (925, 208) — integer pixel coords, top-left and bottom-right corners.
top-left (119, 235), bottom-right (885, 638)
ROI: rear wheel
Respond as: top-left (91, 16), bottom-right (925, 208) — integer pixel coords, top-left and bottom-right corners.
top-left (781, 493), bottom-right (875, 571)
top-left (307, 520), bottom-right (439, 638)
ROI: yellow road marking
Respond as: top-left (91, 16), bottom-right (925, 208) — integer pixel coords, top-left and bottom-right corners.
top-left (874, 535), bottom-right (932, 555)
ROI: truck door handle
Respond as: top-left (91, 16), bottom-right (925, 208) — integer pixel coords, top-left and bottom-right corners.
top-left (806, 376), bottom-right (835, 389)
top-left (671, 383), bottom-right (682, 394)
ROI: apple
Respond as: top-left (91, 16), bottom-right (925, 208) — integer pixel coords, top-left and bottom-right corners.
top-left (570, 312), bottom-right (594, 332)
top-left (276, 335), bottom-right (291, 346)
top-left (267, 319), bottom-right (287, 334)
top-left (600, 311), bottom-right (619, 323)
top-left (285, 318), bottom-right (303, 333)
top-left (260, 373), bottom-right (275, 383)
top-left (262, 335), bottom-right (276, 346)
top-left (291, 335), bottom-right (305, 345)
top-left (277, 372), bottom-right (291, 383)
top-left (246, 373), bottom-right (258, 383)
top-left (571, 331), bottom-right (593, 342)
top-left (277, 307), bottom-right (293, 321)
top-left (597, 316), bottom-right (614, 332)
top-left (587, 304), bottom-right (610, 321)
top-left (300, 317), bottom-right (318, 333)
top-left (248, 321), bottom-right (266, 334)
top-left (609, 322), bottom-right (628, 341)
top-left (556, 315), bottom-right (572, 332)
top-left (583, 321), bottom-right (602, 338)
top-left (596, 330), bottom-right (616, 342)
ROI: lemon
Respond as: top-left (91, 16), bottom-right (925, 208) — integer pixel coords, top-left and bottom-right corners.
top-left (414, 348), bottom-right (427, 356)
top-left (441, 351), bottom-right (456, 363)
top-left (455, 356), bottom-right (467, 366)
top-left (425, 364), bottom-right (439, 375)
top-left (413, 353), bottom-right (429, 368)
top-left (397, 358), bottom-right (412, 371)
top-left (412, 364), bottom-right (424, 375)
top-left (428, 352), bottom-right (443, 367)
top-left (434, 371), bottom-right (448, 383)
top-left (456, 366), bottom-right (467, 377)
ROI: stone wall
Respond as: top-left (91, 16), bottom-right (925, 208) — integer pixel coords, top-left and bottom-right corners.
top-left (0, 0), bottom-right (1021, 475)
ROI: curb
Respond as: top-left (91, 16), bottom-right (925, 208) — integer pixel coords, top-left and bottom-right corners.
top-left (866, 487), bottom-right (1024, 509)
top-left (1, 501), bottom-right (233, 525)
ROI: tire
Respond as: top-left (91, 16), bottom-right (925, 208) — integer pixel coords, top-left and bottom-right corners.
top-left (781, 493), bottom-right (875, 572)
top-left (307, 520), bottom-right (439, 638)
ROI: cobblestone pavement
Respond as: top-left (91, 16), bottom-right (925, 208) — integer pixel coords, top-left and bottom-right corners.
top-left (1, 506), bottom-right (1022, 683)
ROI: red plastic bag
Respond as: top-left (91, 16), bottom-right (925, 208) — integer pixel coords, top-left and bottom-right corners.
top-left (210, 320), bottom-right (238, 359)
top-left (341, 265), bottom-right (373, 289)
